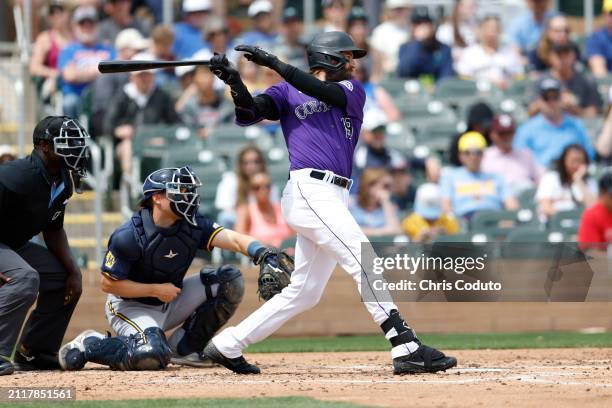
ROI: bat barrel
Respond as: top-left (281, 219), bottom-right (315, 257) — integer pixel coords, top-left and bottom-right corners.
top-left (98, 59), bottom-right (210, 74)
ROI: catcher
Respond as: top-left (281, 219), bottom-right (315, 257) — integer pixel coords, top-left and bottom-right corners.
top-left (58, 166), bottom-right (292, 371)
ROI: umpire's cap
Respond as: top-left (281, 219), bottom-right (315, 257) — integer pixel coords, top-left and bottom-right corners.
top-left (307, 31), bottom-right (366, 71)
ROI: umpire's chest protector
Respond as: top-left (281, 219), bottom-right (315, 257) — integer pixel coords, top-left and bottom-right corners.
top-left (131, 209), bottom-right (201, 290)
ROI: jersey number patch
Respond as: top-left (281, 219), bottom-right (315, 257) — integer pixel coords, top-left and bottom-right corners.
top-left (340, 117), bottom-right (353, 140)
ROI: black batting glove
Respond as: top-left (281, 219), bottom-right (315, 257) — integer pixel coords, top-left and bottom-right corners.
top-left (209, 52), bottom-right (240, 84)
top-left (234, 45), bottom-right (279, 69)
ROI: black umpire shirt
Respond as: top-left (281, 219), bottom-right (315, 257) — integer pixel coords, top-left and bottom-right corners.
top-left (0, 150), bottom-right (73, 250)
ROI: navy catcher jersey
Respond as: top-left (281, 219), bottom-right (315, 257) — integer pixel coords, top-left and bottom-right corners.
top-left (101, 208), bottom-right (224, 305)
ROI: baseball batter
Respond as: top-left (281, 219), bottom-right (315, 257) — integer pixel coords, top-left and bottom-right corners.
top-left (203, 32), bottom-right (457, 374)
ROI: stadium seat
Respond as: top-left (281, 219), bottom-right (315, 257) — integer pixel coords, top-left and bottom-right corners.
top-left (413, 119), bottom-right (464, 153)
top-left (469, 210), bottom-right (519, 240)
top-left (548, 208), bottom-right (583, 233)
top-left (433, 232), bottom-right (489, 243)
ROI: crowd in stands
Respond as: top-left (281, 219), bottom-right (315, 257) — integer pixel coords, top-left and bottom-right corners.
top-left (19, 0), bottom-right (612, 251)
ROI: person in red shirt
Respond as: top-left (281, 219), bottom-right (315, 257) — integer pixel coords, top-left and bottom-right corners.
top-left (578, 171), bottom-right (612, 252)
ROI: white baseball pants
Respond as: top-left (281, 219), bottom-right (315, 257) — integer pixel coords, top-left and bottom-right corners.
top-left (213, 168), bottom-right (400, 358)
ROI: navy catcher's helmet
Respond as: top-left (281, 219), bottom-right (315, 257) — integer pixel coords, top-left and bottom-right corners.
top-left (33, 116), bottom-right (90, 177)
top-left (306, 31), bottom-right (367, 71)
top-left (141, 166), bottom-right (202, 225)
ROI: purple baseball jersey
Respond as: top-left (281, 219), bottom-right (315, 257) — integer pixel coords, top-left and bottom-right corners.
top-left (264, 79), bottom-right (366, 179)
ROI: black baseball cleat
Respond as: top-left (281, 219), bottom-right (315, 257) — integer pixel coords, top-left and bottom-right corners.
top-left (203, 341), bottom-right (260, 374)
top-left (171, 351), bottom-right (215, 368)
top-left (13, 348), bottom-right (61, 371)
top-left (59, 330), bottom-right (106, 371)
top-left (393, 343), bottom-right (457, 375)
top-left (0, 361), bottom-right (14, 376)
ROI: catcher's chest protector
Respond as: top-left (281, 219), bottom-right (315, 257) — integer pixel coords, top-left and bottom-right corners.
top-left (131, 209), bottom-right (200, 297)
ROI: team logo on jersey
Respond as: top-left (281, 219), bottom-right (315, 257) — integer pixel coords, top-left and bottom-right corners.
top-left (105, 251), bottom-right (116, 268)
top-left (294, 100), bottom-right (331, 120)
top-left (339, 80), bottom-right (353, 91)
top-left (164, 250), bottom-right (179, 259)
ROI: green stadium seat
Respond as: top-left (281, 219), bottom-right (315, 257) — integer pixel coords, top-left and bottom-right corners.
top-left (433, 232), bottom-right (489, 243)
top-left (469, 210), bottom-right (519, 240)
top-left (433, 78), bottom-right (479, 104)
top-left (413, 119), bottom-right (464, 153)
top-left (548, 208), bottom-right (583, 233)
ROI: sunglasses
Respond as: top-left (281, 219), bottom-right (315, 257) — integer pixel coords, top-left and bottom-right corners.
top-left (462, 149), bottom-right (483, 156)
top-left (496, 130), bottom-right (514, 137)
top-left (49, 5), bottom-right (65, 15)
top-left (242, 158), bottom-right (262, 165)
top-left (252, 183), bottom-right (271, 191)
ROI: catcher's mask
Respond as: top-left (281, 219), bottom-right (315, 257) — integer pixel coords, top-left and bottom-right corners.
top-left (141, 166), bottom-right (202, 226)
top-left (33, 116), bottom-right (91, 179)
top-left (307, 31), bottom-right (367, 72)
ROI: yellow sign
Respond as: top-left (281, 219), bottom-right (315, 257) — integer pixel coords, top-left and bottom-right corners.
top-left (105, 251), bottom-right (116, 269)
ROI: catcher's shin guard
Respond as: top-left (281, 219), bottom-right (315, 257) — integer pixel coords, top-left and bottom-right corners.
top-left (176, 265), bottom-right (244, 355)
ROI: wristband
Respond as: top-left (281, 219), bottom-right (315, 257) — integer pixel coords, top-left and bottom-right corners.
top-left (247, 240), bottom-right (264, 258)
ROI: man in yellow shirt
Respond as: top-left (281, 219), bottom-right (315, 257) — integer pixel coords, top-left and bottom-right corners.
top-left (402, 183), bottom-right (460, 242)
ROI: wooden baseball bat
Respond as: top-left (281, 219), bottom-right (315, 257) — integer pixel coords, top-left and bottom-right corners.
top-left (98, 59), bottom-right (211, 74)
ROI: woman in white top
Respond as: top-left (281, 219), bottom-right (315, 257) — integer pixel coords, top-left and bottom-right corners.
top-left (455, 15), bottom-right (523, 90)
top-left (436, 0), bottom-right (479, 60)
top-left (535, 144), bottom-right (598, 219)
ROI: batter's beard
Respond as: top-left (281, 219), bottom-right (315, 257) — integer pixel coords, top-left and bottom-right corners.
top-left (325, 68), bottom-right (353, 82)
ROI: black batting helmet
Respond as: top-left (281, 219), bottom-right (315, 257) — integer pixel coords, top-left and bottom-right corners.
top-left (306, 31), bottom-right (366, 71)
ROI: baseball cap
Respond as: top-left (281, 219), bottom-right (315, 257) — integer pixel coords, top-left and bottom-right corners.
top-left (282, 6), bottom-right (301, 23)
top-left (72, 6), bottom-right (98, 23)
top-left (130, 52), bottom-right (156, 74)
top-left (0, 144), bottom-right (15, 158)
top-left (386, 0), bottom-right (411, 9)
top-left (539, 77), bottom-right (561, 96)
top-left (203, 15), bottom-right (227, 39)
top-left (322, 0), bottom-right (345, 8)
top-left (348, 7), bottom-right (368, 25)
top-left (115, 28), bottom-right (149, 51)
top-left (411, 7), bottom-right (432, 24)
top-left (362, 109), bottom-right (387, 132)
top-left (458, 131), bottom-right (487, 152)
top-left (604, 0), bottom-right (612, 13)
top-left (414, 183), bottom-right (443, 220)
top-left (183, 0), bottom-right (212, 13)
top-left (491, 114), bottom-right (516, 133)
top-left (248, 0), bottom-right (273, 17)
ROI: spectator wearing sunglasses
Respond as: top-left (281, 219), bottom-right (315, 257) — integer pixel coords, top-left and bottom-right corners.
top-left (482, 114), bottom-right (544, 196)
top-left (235, 172), bottom-right (293, 248)
top-left (528, 42), bottom-right (602, 118)
top-left (349, 168), bottom-right (402, 237)
top-left (514, 77), bottom-right (595, 168)
top-left (441, 132), bottom-right (518, 220)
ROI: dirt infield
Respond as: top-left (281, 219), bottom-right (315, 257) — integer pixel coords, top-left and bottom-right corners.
top-left (2, 348), bottom-right (611, 407)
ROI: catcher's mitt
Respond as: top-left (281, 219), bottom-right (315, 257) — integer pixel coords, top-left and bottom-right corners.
top-left (254, 248), bottom-right (294, 301)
